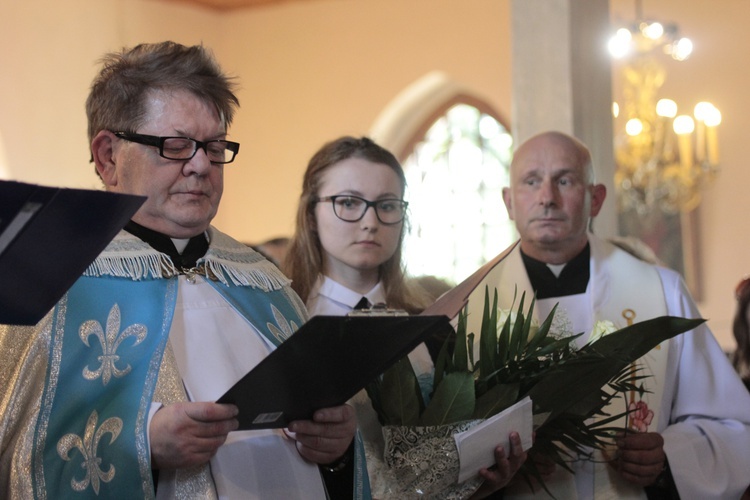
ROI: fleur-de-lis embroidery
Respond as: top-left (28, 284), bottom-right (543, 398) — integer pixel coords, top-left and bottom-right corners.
top-left (57, 410), bottom-right (123, 494)
top-left (267, 304), bottom-right (298, 342)
top-left (80, 304), bottom-right (147, 385)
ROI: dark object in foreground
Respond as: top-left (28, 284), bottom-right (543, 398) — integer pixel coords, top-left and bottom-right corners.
top-left (218, 314), bottom-right (453, 430)
top-left (0, 180), bottom-right (145, 325)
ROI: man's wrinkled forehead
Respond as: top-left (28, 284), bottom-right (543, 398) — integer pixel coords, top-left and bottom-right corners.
top-left (511, 138), bottom-right (586, 177)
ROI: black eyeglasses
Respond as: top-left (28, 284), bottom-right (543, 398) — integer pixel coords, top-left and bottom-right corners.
top-left (316, 195), bottom-right (408, 225)
top-left (112, 131), bottom-right (240, 164)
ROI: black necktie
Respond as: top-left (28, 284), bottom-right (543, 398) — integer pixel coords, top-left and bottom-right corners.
top-left (354, 297), bottom-right (370, 310)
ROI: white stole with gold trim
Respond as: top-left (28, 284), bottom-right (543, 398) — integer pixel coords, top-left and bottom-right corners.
top-left (588, 237), bottom-right (669, 500)
top-left (465, 236), bottom-right (670, 499)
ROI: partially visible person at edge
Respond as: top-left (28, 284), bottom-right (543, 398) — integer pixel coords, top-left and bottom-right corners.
top-left (0, 42), bottom-right (364, 499)
top-left (251, 236), bottom-right (290, 268)
top-left (282, 135), bottom-right (527, 498)
top-left (732, 278), bottom-right (750, 500)
top-left (463, 130), bottom-right (750, 499)
top-left (733, 276), bottom-right (750, 392)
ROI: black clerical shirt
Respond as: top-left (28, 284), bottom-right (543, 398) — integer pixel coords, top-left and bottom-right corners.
top-left (124, 220), bottom-right (208, 269)
top-left (521, 244), bottom-right (590, 299)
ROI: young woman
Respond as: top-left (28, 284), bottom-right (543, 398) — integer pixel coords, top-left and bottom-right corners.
top-left (284, 136), bottom-right (428, 315)
top-left (284, 136), bottom-right (525, 499)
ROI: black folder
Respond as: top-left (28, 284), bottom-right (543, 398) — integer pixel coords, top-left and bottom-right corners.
top-left (0, 180), bottom-right (145, 325)
top-left (217, 314), bottom-right (452, 430)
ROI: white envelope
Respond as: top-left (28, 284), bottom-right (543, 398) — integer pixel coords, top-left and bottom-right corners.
top-left (454, 396), bottom-right (534, 483)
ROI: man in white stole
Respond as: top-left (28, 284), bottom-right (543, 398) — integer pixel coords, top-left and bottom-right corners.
top-left (464, 131), bottom-right (750, 499)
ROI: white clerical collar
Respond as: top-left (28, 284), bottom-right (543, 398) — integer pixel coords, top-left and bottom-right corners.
top-left (171, 238), bottom-right (190, 254)
top-left (547, 263), bottom-right (566, 278)
top-left (171, 231), bottom-right (210, 254)
top-left (317, 275), bottom-right (386, 308)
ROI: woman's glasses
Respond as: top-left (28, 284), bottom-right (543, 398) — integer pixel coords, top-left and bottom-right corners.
top-left (316, 195), bottom-right (407, 225)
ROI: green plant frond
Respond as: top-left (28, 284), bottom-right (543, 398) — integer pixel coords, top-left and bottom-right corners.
top-left (508, 293), bottom-right (528, 360)
top-left (433, 328), bottom-right (454, 390)
top-left (473, 383), bottom-right (519, 419)
top-left (610, 366), bottom-right (647, 384)
top-left (419, 372), bottom-right (475, 426)
top-left (518, 294), bottom-right (536, 352)
top-left (542, 415), bottom-right (613, 448)
top-left (608, 377), bottom-right (652, 395)
top-left (635, 383), bottom-right (650, 398)
top-left (528, 357), bottom-right (626, 422)
top-left (578, 316), bottom-right (704, 360)
top-left (563, 390), bottom-right (610, 417)
top-left (591, 389), bottom-right (622, 413)
top-left (497, 287), bottom-right (520, 366)
top-left (530, 335), bottom-right (581, 357)
top-left (587, 409), bottom-right (634, 429)
top-left (533, 435), bottom-right (578, 464)
top-left (533, 411), bottom-right (551, 428)
top-left (467, 332), bottom-right (475, 369)
top-left (616, 374), bottom-right (652, 389)
top-left (536, 428), bottom-right (588, 457)
top-left (380, 357), bottom-right (423, 426)
top-left (365, 378), bottom-right (386, 425)
top-left (518, 461), bottom-right (559, 499)
top-left (479, 286), bottom-right (497, 381)
top-left (475, 366), bottom-right (505, 388)
top-left (510, 284), bottom-right (519, 308)
top-left (526, 294), bottom-right (536, 327)
top-left (525, 302), bottom-right (557, 353)
top-left (551, 432), bottom-right (592, 454)
top-left (605, 363), bottom-right (654, 398)
top-left (555, 434), bottom-right (603, 455)
top-left (490, 288), bottom-right (499, 361)
top-left (454, 305), bottom-right (469, 372)
top-left (496, 311), bottom-right (512, 366)
top-left (615, 373), bottom-right (652, 388)
top-left (433, 348), bottom-right (447, 390)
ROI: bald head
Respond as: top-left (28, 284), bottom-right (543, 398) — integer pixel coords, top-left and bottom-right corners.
top-left (511, 131), bottom-right (595, 183)
top-left (503, 131), bottom-right (606, 264)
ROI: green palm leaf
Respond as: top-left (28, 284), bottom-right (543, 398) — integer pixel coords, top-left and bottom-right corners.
top-left (529, 316), bottom-right (703, 422)
top-left (420, 371), bottom-right (475, 426)
top-left (473, 382), bottom-right (519, 419)
top-left (479, 287), bottom-right (498, 383)
top-left (378, 357), bottom-right (424, 426)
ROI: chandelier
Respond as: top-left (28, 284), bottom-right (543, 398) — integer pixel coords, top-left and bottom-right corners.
top-left (609, 3), bottom-right (721, 214)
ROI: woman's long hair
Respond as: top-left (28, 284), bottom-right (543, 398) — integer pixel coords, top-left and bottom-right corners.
top-left (283, 136), bottom-right (429, 313)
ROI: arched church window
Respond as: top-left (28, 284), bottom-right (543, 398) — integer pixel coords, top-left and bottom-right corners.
top-left (400, 97), bottom-right (516, 285)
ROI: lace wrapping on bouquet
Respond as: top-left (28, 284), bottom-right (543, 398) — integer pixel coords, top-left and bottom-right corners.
top-left (375, 421), bottom-right (485, 499)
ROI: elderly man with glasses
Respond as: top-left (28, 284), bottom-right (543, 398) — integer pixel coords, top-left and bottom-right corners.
top-left (0, 41), bottom-right (365, 499)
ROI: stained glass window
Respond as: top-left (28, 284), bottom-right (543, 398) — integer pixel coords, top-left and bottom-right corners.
top-left (403, 102), bottom-right (516, 285)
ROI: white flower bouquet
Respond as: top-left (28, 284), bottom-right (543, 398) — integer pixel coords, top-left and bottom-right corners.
top-left (365, 286), bottom-right (702, 498)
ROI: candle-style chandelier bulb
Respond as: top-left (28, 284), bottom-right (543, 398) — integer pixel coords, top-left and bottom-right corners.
top-left (611, 1), bottom-right (719, 214)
